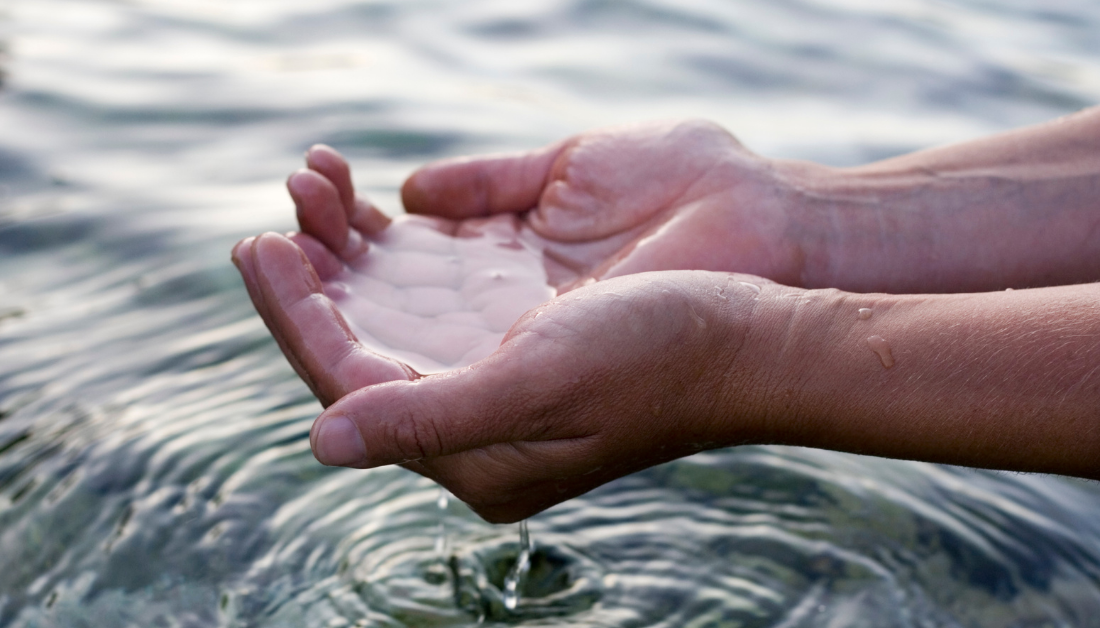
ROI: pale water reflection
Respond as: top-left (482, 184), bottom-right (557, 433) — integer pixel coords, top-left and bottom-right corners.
top-left (2, 0), bottom-right (1100, 626)
top-left (327, 214), bottom-right (554, 373)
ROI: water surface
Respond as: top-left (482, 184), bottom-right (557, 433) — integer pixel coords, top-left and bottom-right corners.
top-left (3, 0), bottom-right (1100, 626)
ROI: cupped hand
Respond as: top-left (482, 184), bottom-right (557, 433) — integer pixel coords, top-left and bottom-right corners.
top-left (314, 269), bottom-right (770, 523)
top-left (237, 224), bottom-right (766, 521)
top-left (232, 142), bottom-right (775, 521)
top-left (402, 119), bottom-right (814, 289)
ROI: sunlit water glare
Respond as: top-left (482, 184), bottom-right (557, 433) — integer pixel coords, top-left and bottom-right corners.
top-left (3, 0), bottom-right (1100, 626)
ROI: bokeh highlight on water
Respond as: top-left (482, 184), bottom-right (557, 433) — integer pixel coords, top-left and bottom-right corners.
top-left (2, 0), bottom-right (1100, 625)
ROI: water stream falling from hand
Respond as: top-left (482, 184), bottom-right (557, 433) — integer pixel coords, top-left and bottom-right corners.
top-left (503, 520), bottom-right (533, 611)
top-left (5, 0), bottom-right (1100, 625)
top-left (435, 487), bottom-right (449, 557)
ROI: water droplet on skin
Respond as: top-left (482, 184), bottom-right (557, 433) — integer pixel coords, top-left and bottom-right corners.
top-left (858, 308), bottom-right (872, 320)
top-left (689, 305), bottom-right (707, 329)
top-left (715, 287), bottom-right (728, 301)
top-left (738, 282), bottom-right (761, 294)
top-left (1005, 287), bottom-right (1014, 291)
top-left (866, 335), bottom-right (895, 369)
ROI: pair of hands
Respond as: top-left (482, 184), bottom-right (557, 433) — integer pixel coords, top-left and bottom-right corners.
top-left (233, 120), bottom-right (808, 522)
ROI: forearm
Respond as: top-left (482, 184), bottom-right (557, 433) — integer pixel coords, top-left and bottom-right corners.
top-left (723, 281), bottom-right (1100, 479)
top-left (775, 106), bottom-right (1100, 293)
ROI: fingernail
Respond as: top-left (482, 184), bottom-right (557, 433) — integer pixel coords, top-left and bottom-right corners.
top-left (286, 169), bottom-right (311, 202)
top-left (230, 238), bottom-right (250, 267)
top-left (314, 415), bottom-right (367, 466)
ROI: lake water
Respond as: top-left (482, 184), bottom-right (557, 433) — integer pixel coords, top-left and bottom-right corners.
top-left (3, 0), bottom-right (1100, 626)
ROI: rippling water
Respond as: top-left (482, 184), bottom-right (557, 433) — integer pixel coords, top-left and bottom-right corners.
top-left (3, 0), bottom-right (1100, 626)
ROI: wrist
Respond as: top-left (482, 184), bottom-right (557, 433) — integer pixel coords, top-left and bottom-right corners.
top-left (705, 278), bottom-right (883, 449)
top-left (767, 157), bottom-right (948, 293)
top-left (772, 141), bottom-right (1100, 293)
top-left (722, 282), bottom-right (1100, 478)
top-left (680, 273), bottom-right (806, 449)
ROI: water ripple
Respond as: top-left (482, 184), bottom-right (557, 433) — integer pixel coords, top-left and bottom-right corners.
top-left (4, 0), bottom-right (1100, 625)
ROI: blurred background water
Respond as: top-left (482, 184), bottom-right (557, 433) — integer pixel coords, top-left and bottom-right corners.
top-left (2, 0), bottom-right (1100, 626)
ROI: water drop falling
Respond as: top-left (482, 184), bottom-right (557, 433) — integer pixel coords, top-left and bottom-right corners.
top-left (858, 308), bottom-right (872, 320)
top-left (434, 526), bottom-right (446, 555)
top-left (503, 520), bottom-right (532, 611)
top-left (866, 335), bottom-right (895, 369)
top-left (434, 488), bottom-right (449, 557)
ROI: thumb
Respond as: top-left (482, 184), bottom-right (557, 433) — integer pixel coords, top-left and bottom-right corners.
top-left (309, 349), bottom-right (570, 468)
top-left (401, 141), bottom-right (566, 219)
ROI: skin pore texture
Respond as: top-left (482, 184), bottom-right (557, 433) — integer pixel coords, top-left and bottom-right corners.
top-left (234, 108), bottom-right (1100, 523)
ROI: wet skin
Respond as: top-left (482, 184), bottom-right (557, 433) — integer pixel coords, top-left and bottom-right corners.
top-left (300, 212), bottom-right (556, 374)
top-left (233, 135), bottom-right (776, 521)
top-left (236, 113), bottom-right (1100, 523)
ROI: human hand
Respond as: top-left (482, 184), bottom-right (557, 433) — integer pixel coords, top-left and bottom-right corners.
top-left (401, 119), bottom-right (818, 290)
top-left (232, 144), bottom-right (771, 520)
top-left (236, 224), bottom-right (765, 521)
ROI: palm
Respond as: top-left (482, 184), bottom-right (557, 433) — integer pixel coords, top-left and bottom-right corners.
top-left (306, 213), bottom-right (553, 373)
top-left (239, 142), bottom-right (562, 377)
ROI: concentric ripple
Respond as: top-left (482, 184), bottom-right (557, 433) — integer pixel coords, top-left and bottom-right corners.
top-left (3, 0), bottom-right (1100, 626)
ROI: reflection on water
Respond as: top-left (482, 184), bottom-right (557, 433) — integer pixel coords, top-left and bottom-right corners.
top-left (2, 0), bottom-right (1100, 626)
